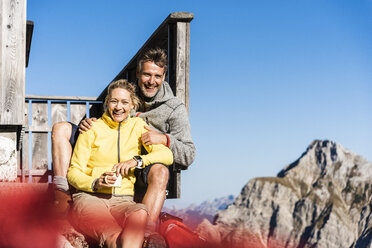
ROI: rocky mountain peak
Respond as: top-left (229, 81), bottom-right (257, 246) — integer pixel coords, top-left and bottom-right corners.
top-left (196, 140), bottom-right (372, 248)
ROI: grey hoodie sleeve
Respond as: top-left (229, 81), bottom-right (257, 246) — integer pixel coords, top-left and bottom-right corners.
top-left (167, 104), bottom-right (196, 168)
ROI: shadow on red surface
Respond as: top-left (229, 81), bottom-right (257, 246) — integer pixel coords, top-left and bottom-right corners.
top-left (0, 184), bottom-right (60, 248)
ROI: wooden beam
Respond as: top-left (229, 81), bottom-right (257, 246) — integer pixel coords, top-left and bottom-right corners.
top-left (26, 20), bottom-right (33, 68)
top-left (0, 0), bottom-right (26, 125)
top-left (18, 169), bottom-right (52, 176)
top-left (175, 22), bottom-right (190, 110)
top-left (26, 95), bottom-right (98, 101)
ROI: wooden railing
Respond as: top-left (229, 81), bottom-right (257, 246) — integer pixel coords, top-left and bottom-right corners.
top-left (21, 95), bottom-right (102, 182)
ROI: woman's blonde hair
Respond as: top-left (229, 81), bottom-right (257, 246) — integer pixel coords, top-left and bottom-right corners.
top-left (104, 79), bottom-right (139, 111)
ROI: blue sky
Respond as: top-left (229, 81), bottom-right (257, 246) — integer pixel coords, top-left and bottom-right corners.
top-left (27, 0), bottom-right (372, 207)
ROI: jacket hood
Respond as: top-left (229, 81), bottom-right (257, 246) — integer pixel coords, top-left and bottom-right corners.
top-left (138, 81), bottom-right (174, 109)
top-left (153, 81), bottom-right (174, 103)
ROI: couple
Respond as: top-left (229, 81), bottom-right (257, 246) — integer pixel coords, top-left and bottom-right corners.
top-left (52, 48), bottom-right (196, 247)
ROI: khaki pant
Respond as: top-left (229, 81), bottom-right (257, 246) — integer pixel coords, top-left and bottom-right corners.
top-left (71, 192), bottom-right (148, 246)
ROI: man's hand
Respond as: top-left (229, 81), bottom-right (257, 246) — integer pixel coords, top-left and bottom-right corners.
top-left (112, 159), bottom-right (138, 177)
top-left (94, 171), bottom-right (116, 190)
top-left (79, 117), bottom-right (97, 133)
top-left (141, 126), bottom-right (167, 146)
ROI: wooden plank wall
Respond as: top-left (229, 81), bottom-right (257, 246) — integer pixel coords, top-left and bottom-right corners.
top-left (21, 96), bottom-right (100, 182)
top-left (0, 0), bottom-right (26, 182)
top-left (0, 0), bottom-right (26, 125)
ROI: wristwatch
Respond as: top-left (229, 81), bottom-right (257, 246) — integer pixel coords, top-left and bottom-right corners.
top-left (133, 155), bottom-right (143, 169)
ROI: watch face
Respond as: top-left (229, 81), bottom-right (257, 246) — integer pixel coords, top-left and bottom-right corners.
top-left (134, 156), bottom-right (142, 162)
top-left (134, 156), bottom-right (143, 169)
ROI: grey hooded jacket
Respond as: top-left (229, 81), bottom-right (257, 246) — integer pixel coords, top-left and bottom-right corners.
top-left (135, 81), bottom-right (195, 168)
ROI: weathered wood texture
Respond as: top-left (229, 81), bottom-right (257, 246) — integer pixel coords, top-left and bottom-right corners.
top-left (51, 102), bottom-right (67, 125)
top-left (21, 102), bottom-right (29, 182)
top-left (0, 0), bottom-right (26, 125)
top-left (31, 133), bottom-right (48, 170)
top-left (21, 98), bottom-right (101, 182)
top-left (31, 101), bottom-right (48, 131)
top-left (26, 95), bottom-right (97, 101)
top-left (29, 101), bottom-right (48, 173)
top-left (70, 102), bottom-right (87, 124)
top-left (168, 22), bottom-right (191, 112)
top-left (22, 132), bottom-right (29, 181)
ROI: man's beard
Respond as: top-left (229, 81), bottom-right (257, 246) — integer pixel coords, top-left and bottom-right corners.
top-left (140, 84), bottom-right (159, 98)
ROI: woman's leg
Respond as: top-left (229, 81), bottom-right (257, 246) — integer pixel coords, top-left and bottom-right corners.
top-left (109, 197), bottom-right (149, 248)
top-left (71, 192), bottom-right (122, 248)
top-left (120, 209), bottom-right (148, 248)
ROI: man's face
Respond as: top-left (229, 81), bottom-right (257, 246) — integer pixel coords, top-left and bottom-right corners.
top-left (137, 61), bottom-right (166, 98)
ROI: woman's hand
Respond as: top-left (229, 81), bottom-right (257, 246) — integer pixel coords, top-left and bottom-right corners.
top-left (94, 171), bottom-right (116, 190)
top-left (112, 159), bottom-right (138, 177)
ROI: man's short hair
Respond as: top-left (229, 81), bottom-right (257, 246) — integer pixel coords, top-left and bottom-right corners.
top-left (137, 48), bottom-right (168, 75)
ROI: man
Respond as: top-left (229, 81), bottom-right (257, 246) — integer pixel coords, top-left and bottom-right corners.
top-left (51, 48), bottom-right (195, 239)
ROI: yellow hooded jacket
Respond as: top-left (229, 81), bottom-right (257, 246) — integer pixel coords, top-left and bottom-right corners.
top-left (67, 112), bottom-right (174, 196)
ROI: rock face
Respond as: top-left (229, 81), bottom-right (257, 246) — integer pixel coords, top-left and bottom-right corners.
top-left (0, 136), bottom-right (17, 181)
top-left (197, 140), bottom-right (372, 248)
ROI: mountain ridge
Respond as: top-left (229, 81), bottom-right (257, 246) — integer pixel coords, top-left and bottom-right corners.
top-left (163, 195), bottom-right (235, 229)
top-left (196, 140), bottom-right (372, 248)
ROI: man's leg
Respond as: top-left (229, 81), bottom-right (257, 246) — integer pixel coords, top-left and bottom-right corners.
top-left (52, 122), bottom-right (73, 179)
top-left (51, 122), bottom-right (74, 214)
top-left (141, 164), bottom-right (169, 227)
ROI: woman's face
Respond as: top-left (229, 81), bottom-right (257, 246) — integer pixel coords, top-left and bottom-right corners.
top-left (107, 88), bottom-right (134, 122)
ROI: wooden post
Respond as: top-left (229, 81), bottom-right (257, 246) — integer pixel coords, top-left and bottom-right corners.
top-left (0, 0), bottom-right (26, 125)
top-left (166, 14), bottom-right (192, 198)
top-left (0, 0), bottom-right (26, 182)
top-left (168, 19), bottom-right (191, 112)
top-left (175, 22), bottom-right (190, 111)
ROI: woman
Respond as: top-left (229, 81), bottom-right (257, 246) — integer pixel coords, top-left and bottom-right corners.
top-left (67, 79), bottom-right (173, 248)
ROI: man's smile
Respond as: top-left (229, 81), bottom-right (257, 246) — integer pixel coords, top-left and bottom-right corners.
top-left (144, 84), bottom-right (157, 89)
